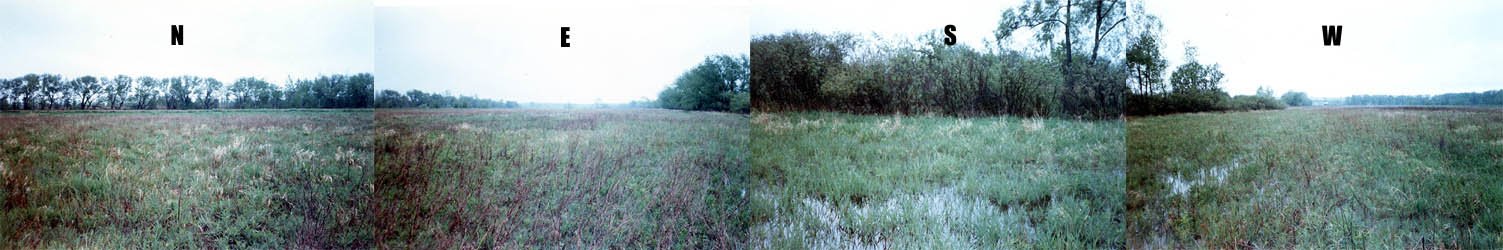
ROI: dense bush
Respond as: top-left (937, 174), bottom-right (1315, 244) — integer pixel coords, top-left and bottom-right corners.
top-left (1227, 95), bottom-right (1286, 111)
top-left (750, 32), bottom-right (855, 112)
top-left (751, 0), bottom-right (1131, 119)
top-left (1280, 91), bottom-right (1312, 107)
top-left (0, 73), bottom-right (373, 110)
top-left (751, 31), bottom-right (1124, 118)
top-left (658, 55), bottom-right (750, 113)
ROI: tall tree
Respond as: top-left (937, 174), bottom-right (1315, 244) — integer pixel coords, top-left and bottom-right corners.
top-left (41, 74), bottom-right (64, 109)
top-left (166, 76), bottom-right (194, 109)
top-left (73, 76), bottom-right (100, 109)
top-left (0, 78), bottom-right (13, 110)
top-left (997, 0), bottom-right (1129, 118)
top-left (183, 76), bottom-right (202, 108)
top-left (134, 76), bottom-right (157, 109)
top-left (201, 78), bottom-right (222, 109)
top-left (229, 78), bottom-right (252, 108)
top-left (19, 75), bottom-right (39, 110)
top-left (1168, 45), bottom-right (1227, 111)
top-left (347, 73), bottom-right (374, 108)
top-left (1125, 33), bottom-right (1165, 94)
top-left (109, 75), bottom-right (132, 109)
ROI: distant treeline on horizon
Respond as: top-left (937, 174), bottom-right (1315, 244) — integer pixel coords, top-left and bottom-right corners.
top-left (0, 73), bottom-right (373, 110)
top-left (376, 89), bottom-right (519, 109)
top-left (375, 89), bottom-right (668, 110)
top-left (1339, 89), bottom-right (1503, 106)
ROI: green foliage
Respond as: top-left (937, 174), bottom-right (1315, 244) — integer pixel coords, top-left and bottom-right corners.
top-left (1165, 59), bottom-right (1228, 112)
top-left (657, 54), bottom-right (749, 113)
top-left (1280, 91), bottom-right (1312, 107)
top-left (730, 91), bottom-right (750, 113)
top-left (1223, 86), bottom-right (1287, 111)
top-left (751, 32), bottom-right (857, 111)
top-left (1127, 32), bottom-right (1168, 95)
top-left (1226, 94), bottom-right (1286, 111)
top-left (996, 0), bottom-right (1129, 64)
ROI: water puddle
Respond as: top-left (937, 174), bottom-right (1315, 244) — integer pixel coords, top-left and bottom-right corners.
top-left (1163, 157), bottom-right (1242, 197)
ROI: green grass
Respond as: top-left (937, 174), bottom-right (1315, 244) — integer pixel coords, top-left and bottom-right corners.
top-left (0, 109), bottom-right (373, 248)
top-left (749, 112), bottom-right (1124, 248)
top-left (1127, 107), bottom-right (1503, 248)
top-left (373, 109), bottom-right (748, 248)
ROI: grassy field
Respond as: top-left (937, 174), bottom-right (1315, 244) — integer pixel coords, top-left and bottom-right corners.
top-left (749, 112), bottom-right (1124, 248)
top-left (0, 110), bottom-right (373, 248)
top-left (373, 109), bottom-right (748, 248)
top-left (1127, 107), bottom-right (1503, 248)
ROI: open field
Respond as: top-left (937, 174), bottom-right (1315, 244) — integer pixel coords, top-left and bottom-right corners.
top-left (1127, 107), bottom-right (1503, 248)
top-left (750, 112), bottom-right (1124, 248)
top-left (373, 109), bottom-right (748, 248)
top-left (0, 110), bottom-right (373, 248)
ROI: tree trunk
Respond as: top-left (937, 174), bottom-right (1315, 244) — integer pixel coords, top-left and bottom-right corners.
top-left (1092, 0), bottom-right (1102, 65)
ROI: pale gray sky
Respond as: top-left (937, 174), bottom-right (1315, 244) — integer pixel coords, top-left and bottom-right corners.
top-left (0, 0), bottom-right (374, 84)
top-left (1149, 0), bottom-right (1503, 98)
top-left (375, 0), bottom-right (749, 104)
top-left (752, 0), bottom-right (1020, 52)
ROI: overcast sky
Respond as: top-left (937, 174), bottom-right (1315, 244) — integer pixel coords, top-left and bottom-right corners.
top-left (375, 0), bottom-right (749, 104)
top-left (1149, 0), bottom-right (1503, 98)
top-left (0, 0), bottom-right (373, 85)
top-left (752, 0), bottom-right (1019, 52)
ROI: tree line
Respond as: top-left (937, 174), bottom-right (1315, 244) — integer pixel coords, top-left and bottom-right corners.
top-left (656, 54), bottom-right (750, 113)
top-left (375, 89), bottom-right (518, 109)
top-left (1123, 5), bottom-right (1301, 115)
top-left (1344, 90), bottom-right (1503, 106)
top-left (0, 73), bottom-right (373, 110)
top-left (752, 0), bottom-right (1132, 118)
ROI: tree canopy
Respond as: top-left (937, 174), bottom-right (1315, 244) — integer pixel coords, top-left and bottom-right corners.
top-left (658, 54), bottom-right (750, 113)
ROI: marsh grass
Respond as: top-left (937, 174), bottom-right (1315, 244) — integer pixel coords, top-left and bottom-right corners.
top-left (373, 109), bottom-right (748, 248)
top-left (750, 112), bottom-right (1125, 248)
top-left (0, 109), bottom-right (373, 248)
top-left (1127, 107), bottom-right (1503, 248)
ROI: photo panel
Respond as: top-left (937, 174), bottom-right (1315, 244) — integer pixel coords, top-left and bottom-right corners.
top-left (0, 0), bottom-right (375, 248)
top-left (371, 0), bottom-right (750, 248)
top-left (749, 0), bottom-right (1126, 248)
top-left (1126, 0), bottom-right (1503, 248)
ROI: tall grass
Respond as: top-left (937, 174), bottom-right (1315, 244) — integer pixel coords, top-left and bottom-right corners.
top-left (1127, 107), bottom-right (1503, 248)
top-left (373, 109), bottom-right (748, 248)
top-left (0, 109), bottom-right (373, 248)
top-left (750, 112), bottom-right (1124, 248)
